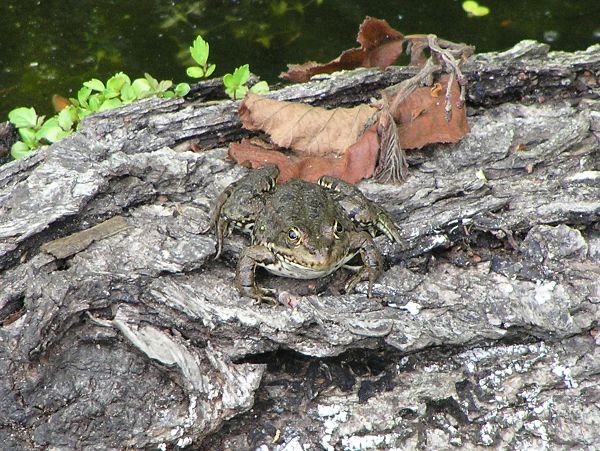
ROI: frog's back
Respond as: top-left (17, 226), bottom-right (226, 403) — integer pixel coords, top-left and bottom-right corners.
top-left (270, 179), bottom-right (337, 225)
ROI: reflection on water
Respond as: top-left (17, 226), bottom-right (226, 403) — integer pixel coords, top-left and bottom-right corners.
top-left (0, 0), bottom-right (599, 119)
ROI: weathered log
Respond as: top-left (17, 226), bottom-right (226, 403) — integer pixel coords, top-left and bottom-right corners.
top-left (0, 40), bottom-right (599, 449)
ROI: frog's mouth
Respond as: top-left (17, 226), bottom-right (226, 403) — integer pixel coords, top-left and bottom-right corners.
top-left (260, 244), bottom-right (357, 280)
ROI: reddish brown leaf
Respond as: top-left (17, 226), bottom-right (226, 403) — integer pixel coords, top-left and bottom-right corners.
top-left (280, 17), bottom-right (404, 82)
top-left (363, 41), bottom-right (405, 70)
top-left (229, 124), bottom-right (379, 184)
top-left (390, 75), bottom-right (470, 149)
top-left (357, 17), bottom-right (404, 49)
top-left (281, 49), bottom-right (367, 83)
top-left (357, 17), bottom-right (405, 69)
top-left (240, 93), bottom-right (377, 157)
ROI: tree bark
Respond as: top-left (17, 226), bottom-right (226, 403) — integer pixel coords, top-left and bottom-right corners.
top-left (1, 40), bottom-right (599, 450)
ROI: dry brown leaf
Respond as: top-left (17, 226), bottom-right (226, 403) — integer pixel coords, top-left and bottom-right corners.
top-left (229, 124), bottom-right (379, 184)
top-left (280, 17), bottom-right (405, 82)
top-left (240, 93), bottom-right (377, 157)
top-left (281, 49), bottom-right (367, 84)
top-left (390, 75), bottom-right (470, 149)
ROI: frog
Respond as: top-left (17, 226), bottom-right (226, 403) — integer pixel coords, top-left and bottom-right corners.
top-left (205, 164), bottom-right (401, 302)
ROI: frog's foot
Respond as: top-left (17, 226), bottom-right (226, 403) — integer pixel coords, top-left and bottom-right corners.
top-left (235, 245), bottom-right (278, 303)
top-left (345, 266), bottom-right (380, 298)
top-left (239, 285), bottom-right (277, 304)
top-left (374, 207), bottom-right (403, 245)
top-left (345, 232), bottom-right (383, 298)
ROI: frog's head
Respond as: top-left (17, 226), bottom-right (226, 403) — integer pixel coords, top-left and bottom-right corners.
top-left (255, 217), bottom-right (355, 279)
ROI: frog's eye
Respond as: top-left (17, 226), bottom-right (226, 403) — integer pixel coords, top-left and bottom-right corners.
top-left (287, 227), bottom-right (301, 245)
top-left (333, 221), bottom-right (344, 239)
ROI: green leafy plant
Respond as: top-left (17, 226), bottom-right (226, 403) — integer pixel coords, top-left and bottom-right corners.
top-left (183, 35), bottom-right (269, 99)
top-left (69, 72), bottom-right (190, 117)
top-left (186, 35), bottom-right (216, 78)
top-left (8, 71), bottom-right (190, 159)
top-left (6, 33), bottom-right (271, 160)
top-left (223, 64), bottom-right (269, 100)
top-left (8, 107), bottom-right (74, 159)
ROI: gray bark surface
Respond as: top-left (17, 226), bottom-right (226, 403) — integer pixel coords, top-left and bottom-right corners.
top-left (0, 40), bottom-right (599, 450)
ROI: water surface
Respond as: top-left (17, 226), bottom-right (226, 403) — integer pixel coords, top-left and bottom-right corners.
top-left (1, 0), bottom-right (598, 119)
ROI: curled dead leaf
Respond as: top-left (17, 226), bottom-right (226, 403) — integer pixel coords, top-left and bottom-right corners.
top-left (387, 74), bottom-right (470, 149)
top-left (280, 17), bottom-right (405, 82)
top-left (229, 123), bottom-right (379, 184)
top-left (240, 93), bottom-right (377, 157)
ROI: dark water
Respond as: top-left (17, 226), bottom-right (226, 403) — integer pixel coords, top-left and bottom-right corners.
top-left (1, 0), bottom-right (599, 119)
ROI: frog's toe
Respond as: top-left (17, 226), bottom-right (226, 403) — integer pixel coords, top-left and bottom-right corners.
top-left (344, 272), bottom-right (363, 295)
top-left (344, 267), bottom-right (379, 297)
top-left (240, 285), bottom-right (277, 304)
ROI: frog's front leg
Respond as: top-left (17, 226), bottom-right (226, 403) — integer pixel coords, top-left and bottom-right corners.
top-left (344, 231), bottom-right (383, 297)
top-left (318, 176), bottom-right (402, 244)
top-left (207, 184), bottom-right (237, 258)
top-left (235, 245), bottom-right (278, 303)
top-left (204, 164), bottom-right (279, 258)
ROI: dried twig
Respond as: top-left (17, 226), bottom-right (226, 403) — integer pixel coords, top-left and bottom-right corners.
top-left (374, 108), bottom-right (408, 183)
top-left (374, 35), bottom-right (473, 183)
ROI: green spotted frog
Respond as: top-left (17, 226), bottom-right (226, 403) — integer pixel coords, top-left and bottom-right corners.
top-left (205, 165), bottom-right (401, 302)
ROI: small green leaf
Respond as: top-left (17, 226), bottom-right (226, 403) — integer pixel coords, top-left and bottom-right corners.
top-left (57, 108), bottom-right (74, 131)
top-left (158, 80), bottom-right (173, 92)
top-left (144, 73), bottom-right (159, 90)
top-left (205, 64), bottom-right (216, 77)
top-left (462, 0), bottom-right (478, 12)
top-left (162, 91), bottom-right (176, 98)
top-left (42, 126), bottom-right (65, 143)
top-left (190, 35), bottom-right (210, 66)
top-left (223, 65), bottom-right (251, 99)
top-left (88, 94), bottom-right (103, 111)
top-left (36, 115), bottom-right (46, 128)
top-left (104, 89), bottom-right (120, 99)
top-left (174, 83), bottom-right (191, 97)
top-left (36, 117), bottom-right (63, 143)
top-left (107, 72), bottom-right (131, 91)
top-left (107, 77), bottom-right (124, 93)
top-left (235, 86), bottom-right (248, 99)
top-left (78, 86), bottom-right (92, 106)
top-left (231, 64), bottom-right (250, 86)
top-left (18, 127), bottom-right (37, 147)
top-left (77, 108), bottom-right (93, 120)
top-left (121, 83), bottom-right (137, 103)
top-left (225, 85), bottom-right (248, 100)
top-left (83, 78), bottom-right (105, 92)
top-left (8, 107), bottom-right (38, 129)
top-left (472, 5), bottom-right (490, 16)
top-left (11, 141), bottom-right (34, 159)
top-left (132, 78), bottom-right (152, 98)
top-left (223, 73), bottom-right (235, 89)
top-left (186, 66), bottom-right (205, 78)
top-left (66, 104), bottom-right (79, 121)
top-left (462, 0), bottom-right (490, 16)
top-left (250, 81), bottom-right (269, 95)
top-left (98, 98), bottom-right (122, 111)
